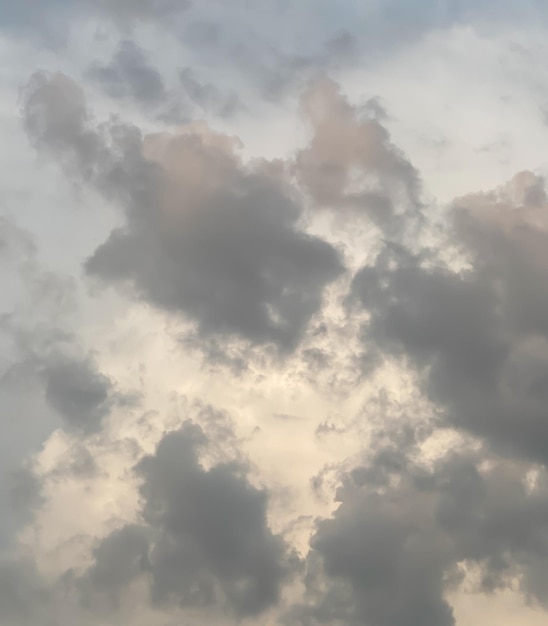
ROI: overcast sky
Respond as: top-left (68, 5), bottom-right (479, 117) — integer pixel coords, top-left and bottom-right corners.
top-left (3, 2), bottom-right (548, 625)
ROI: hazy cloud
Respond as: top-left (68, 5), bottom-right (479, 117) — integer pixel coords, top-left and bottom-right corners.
top-left (0, 0), bottom-right (189, 35)
top-left (0, 558), bottom-right (52, 626)
top-left (179, 67), bottom-right (242, 117)
top-left (88, 41), bottom-right (166, 108)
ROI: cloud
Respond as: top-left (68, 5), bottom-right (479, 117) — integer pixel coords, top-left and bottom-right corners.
top-left (41, 354), bottom-right (119, 434)
top-left (0, 218), bottom-right (76, 545)
top-left (296, 76), bottom-right (420, 234)
top-left (0, 0), bottom-right (189, 36)
top-left (178, 67), bottom-right (242, 117)
top-left (88, 41), bottom-right (166, 108)
top-left (80, 421), bottom-right (299, 618)
top-left (95, 0), bottom-right (190, 22)
top-left (79, 524), bottom-right (150, 608)
top-left (350, 171), bottom-right (548, 465)
top-left (22, 72), bottom-right (107, 181)
top-left (22, 72), bottom-right (344, 352)
top-left (11, 10), bottom-right (548, 622)
top-left (292, 436), bottom-right (548, 626)
top-left (0, 558), bottom-right (53, 626)
top-left (87, 45), bottom-right (242, 122)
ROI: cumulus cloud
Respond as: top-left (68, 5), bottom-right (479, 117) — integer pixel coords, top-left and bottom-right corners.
top-left (351, 170), bottom-right (548, 464)
top-left (294, 444), bottom-right (548, 626)
top-left (22, 72), bottom-right (344, 352)
top-left (79, 523), bottom-right (150, 608)
top-left (79, 422), bottom-right (299, 618)
top-left (17, 65), bottom-right (548, 625)
top-left (18, 64), bottom-right (548, 624)
top-left (41, 354), bottom-right (121, 434)
top-left (5, 4), bottom-right (548, 626)
top-left (296, 76), bottom-right (420, 228)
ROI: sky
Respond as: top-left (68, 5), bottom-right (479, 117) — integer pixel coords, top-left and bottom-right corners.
top-left (3, 1), bottom-right (548, 625)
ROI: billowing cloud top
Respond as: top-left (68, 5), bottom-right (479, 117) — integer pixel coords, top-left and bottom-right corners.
top-left (2, 2), bottom-right (548, 626)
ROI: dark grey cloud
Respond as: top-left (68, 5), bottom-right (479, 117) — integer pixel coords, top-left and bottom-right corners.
top-left (7, 466), bottom-right (44, 525)
top-left (80, 421), bottom-right (298, 618)
top-left (350, 171), bottom-right (548, 464)
top-left (85, 157), bottom-right (344, 351)
top-left (41, 354), bottom-right (118, 434)
top-left (304, 490), bottom-right (455, 626)
top-left (88, 41), bottom-right (166, 108)
top-left (23, 72), bottom-right (344, 352)
top-left (141, 423), bottom-right (298, 616)
top-left (3, 334), bottom-right (122, 437)
top-left (292, 435), bottom-right (548, 626)
top-left (79, 524), bottom-right (150, 609)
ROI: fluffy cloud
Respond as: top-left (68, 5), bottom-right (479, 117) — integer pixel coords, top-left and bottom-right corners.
top-left (295, 444), bottom-right (548, 626)
top-left (77, 421), bottom-right (298, 618)
top-left (351, 170), bottom-right (548, 463)
top-left (4, 3), bottom-right (548, 626)
top-left (296, 76), bottom-right (420, 228)
top-left (41, 354), bottom-right (121, 434)
top-left (23, 71), bottom-right (344, 352)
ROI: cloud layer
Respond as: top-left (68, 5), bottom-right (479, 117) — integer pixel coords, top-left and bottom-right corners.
top-left (2, 3), bottom-right (548, 626)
